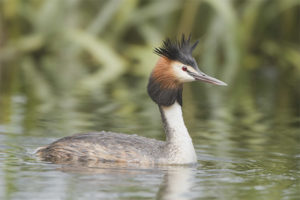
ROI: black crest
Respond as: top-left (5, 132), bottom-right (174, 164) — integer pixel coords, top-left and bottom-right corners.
top-left (154, 34), bottom-right (199, 69)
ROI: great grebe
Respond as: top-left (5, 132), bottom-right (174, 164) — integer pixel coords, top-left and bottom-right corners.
top-left (36, 35), bottom-right (227, 165)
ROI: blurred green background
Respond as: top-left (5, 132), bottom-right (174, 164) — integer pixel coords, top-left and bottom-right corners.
top-left (0, 0), bottom-right (299, 139)
top-left (1, 0), bottom-right (299, 125)
top-left (0, 1), bottom-right (300, 200)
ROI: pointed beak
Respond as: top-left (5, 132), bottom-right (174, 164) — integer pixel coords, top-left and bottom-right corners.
top-left (188, 71), bottom-right (227, 86)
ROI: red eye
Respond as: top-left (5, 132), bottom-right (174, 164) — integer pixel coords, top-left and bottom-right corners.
top-left (182, 66), bottom-right (187, 71)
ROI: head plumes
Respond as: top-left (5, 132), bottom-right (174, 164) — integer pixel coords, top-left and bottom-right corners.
top-left (154, 34), bottom-right (199, 69)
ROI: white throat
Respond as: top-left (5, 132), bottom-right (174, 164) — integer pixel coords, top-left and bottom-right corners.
top-left (160, 102), bottom-right (197, 164)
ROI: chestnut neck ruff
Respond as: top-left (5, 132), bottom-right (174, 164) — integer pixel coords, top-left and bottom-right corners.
top-left (147, 57), bottom-right (183, 107)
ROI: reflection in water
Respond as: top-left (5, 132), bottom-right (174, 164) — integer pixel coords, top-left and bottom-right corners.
top-left (41, 160), bottom-right (197, 200)
top-left (157, 167), bottom-right (196, 200)
top-left (56, 163), bottom-right (197, 200)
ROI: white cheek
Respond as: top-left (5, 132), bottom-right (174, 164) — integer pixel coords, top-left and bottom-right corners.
top-left (172, 66), bottom-right (195, 82)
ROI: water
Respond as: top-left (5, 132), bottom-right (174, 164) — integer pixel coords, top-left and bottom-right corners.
top-left (0, 78), bottom-right (299, 200)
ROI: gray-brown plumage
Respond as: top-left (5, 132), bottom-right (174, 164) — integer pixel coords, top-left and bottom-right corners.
top-left (36, 131), bottom-right (165, 164)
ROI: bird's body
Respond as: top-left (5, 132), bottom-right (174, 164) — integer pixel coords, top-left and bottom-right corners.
top-left (36, 131), bottom-right (166, 164)
top-left (36, 35), bottom-right (226, 165)
top-left (36, 102), bottom-right (197, 165)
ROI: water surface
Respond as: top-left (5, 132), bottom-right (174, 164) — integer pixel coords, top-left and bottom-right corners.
top-left (0, 78), bottom-right (299, 200)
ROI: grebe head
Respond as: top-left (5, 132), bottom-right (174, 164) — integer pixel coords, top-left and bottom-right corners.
top-left (148, 35), bottom-right (227, 106)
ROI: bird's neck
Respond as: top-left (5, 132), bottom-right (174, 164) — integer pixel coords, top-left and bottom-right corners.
top-left (159, 102), bottom-right (197, 164)
top-left (147, 69), bottom-right (196, 163)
